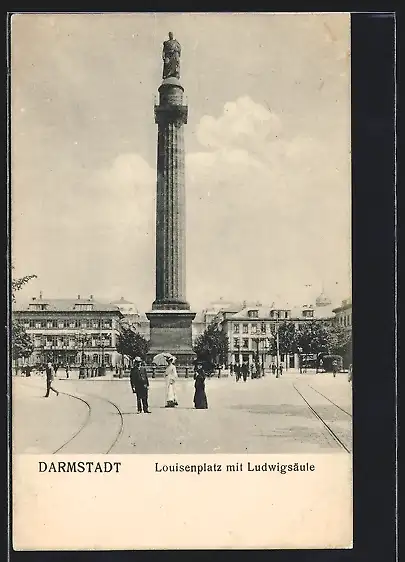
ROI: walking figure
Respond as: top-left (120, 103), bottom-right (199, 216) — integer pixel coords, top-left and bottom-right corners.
top-left (332, 360), bottom-right (338, 378)
top-left (130, 357), bottom-right (151, 413)
top-left (271, 362), bottom-right (276, 376)
top-left (44, 362), bottom-right (59, 397)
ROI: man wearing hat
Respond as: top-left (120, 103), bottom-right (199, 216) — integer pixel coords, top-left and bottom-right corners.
top-left (130, 357), bottom-right (151, 414)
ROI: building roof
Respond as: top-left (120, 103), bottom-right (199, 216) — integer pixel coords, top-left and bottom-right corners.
top-left (14, 297), bottom-right (122, 313)
top-left (332, 297), bottom-right (352, 313)
top-left (110, 297), bottom-right (135, 306)
top-left (225, 302), bottom-right (335, 321)
top-left (315, 291), bottom-right (332, 307)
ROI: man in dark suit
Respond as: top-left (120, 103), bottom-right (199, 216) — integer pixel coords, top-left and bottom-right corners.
top-left (44, 362), bottom-right (59, 397)
top-left (130, 357), bottom-right (151, 414)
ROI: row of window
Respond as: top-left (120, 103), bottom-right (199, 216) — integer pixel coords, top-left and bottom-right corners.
top-left (247, 310), bottom-right (291, 319)
top-left (33, 351), bottom-right (112, 366)
top-left (232, 321), bottom-right (311, 334)
top-left (22, 319), bottom-right (114, 330)
top-left (34, 335), bottom-right (112, 348)
top-left (29, 303), bottom-right (95, 312)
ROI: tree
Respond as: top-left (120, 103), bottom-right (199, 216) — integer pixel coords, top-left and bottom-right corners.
top-left (11, 270), bottom-right (37, 374)
top-left (296, 321), bottom-right (331, 356)
top-left (116, 326), bottom-right (149, 362)
top-left (271, 322), bottom-right (297, 355)
top-left (12, 323), bottom-right (34, 369)
top-left (193, 324), bottom-right (229, 373)
top-left (11, 267), bottom-right (37, 303)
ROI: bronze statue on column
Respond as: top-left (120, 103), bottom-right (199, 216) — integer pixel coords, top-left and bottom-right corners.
top-left (162, 32), bottom-right (181, 79)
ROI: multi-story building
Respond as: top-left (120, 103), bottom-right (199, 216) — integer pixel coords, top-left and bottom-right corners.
top-left (332, 297), bottom-right (352, 330)
top-left (13, 294), bottom-right (123, 368)
top-left (213, 296), bottom-right (336, 370)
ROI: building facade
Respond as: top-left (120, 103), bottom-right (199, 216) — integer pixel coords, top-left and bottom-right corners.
top-left (213, 298), bottom-right (336, 370)
top-left (13, 294), bottom-right (124, 368)
top-left (332, 297), bottom-right (352, 330)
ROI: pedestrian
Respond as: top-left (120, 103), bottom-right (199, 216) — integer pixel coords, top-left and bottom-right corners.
top-left (53, 363), bottom-right (59, 377)
top-left (230, 364), bottom-right (234, 376)
top-left (279, 361), bottom-right (284, 376)
top-left (348, 363), bottom-right (353, 383)
top-left (65, 363), bottom-right (70, 379)
top-left (44, 362), bottom-right (59, 397)
top-left (193, 364), bottom-right (208, 409)
top-left (130, 357), bottom-right (151, 413)
top-left (271, 362), bottom-right (276, 376)
top-left (235, 363), bottom-right (241, 382)
top-left (250, 362), bottom-right (256, 379)
top-left (164, 354), bottom-right (178, 408)
top-left (241, 361), bottom-right (249, 382)
top-left (332, 360), bottom-right (338, 378)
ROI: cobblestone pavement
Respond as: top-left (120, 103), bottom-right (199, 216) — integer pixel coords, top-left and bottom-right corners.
top-left (12, 372), bottom-right (352, 455)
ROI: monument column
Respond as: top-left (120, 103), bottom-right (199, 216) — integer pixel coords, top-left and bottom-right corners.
top-left (146, 33), bottom-right (196, 366)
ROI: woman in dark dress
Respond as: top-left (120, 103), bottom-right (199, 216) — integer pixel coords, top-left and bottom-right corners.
top-left (194, 364), bottom-right (208, 409)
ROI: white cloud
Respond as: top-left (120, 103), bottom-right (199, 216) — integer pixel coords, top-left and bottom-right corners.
top-left (185, 96), bottom-right (350, 308)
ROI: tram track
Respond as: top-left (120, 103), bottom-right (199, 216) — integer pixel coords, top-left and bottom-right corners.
top-left (15, 377), bottom-right (125, 454)
top-left (55, 390), bottom-right (125, 454)
top-left (293, 383), bottom-right (351, 454)
top-left (306, 384), bottom-right (352, 417)
top-left (52, 392), bottom-right (92, 453)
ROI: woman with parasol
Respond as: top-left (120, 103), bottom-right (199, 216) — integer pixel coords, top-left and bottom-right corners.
top-left (164, 354), bottom-right (178, 408)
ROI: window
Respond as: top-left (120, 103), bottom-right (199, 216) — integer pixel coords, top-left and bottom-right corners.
top-left (69, 320), bottom-right (76, 328)
top-left (35, 322), bottom-right (42, 329)
top-left (251, 324), bottom-right (257, 334)
top-left (92, 320), bottom-right (100, 329)
top-left (233, 338), bottom-right (239, 349)
top-left (248, 310), bottom-right (258, 319)
top-left (233, 324), bottom-right (239, 334)
top-left (261, 323), bottom-right (266, 333)
top-left (104, 354), bottom-right (111, 365)
top-left (102, 320), bottom-right (112, 329)
top-left (58, 321), bottom-right (64, 329)
top-left (81, 320), bottom-right (88, 328)
top-left (243, 324), bottom-right (248, 334)
top-left (242, 338), bottom-right (249, 348)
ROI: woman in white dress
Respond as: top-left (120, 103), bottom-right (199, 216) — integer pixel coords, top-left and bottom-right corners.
top-left (164, 355), bottom-right (178, 408)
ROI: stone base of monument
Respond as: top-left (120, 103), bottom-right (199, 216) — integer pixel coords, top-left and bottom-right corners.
top-left (146, 309), bottom-right (196, 369)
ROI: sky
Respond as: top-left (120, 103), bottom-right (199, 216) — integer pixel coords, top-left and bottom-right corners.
top-left (11, 12), bottom-right (351, 312)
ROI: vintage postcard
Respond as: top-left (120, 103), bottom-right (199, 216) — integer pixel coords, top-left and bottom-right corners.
top-left (10, 12), bottom-right (352, 550)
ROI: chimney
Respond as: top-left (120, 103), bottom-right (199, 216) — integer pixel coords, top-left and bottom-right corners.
top-left (32, 297), bottom-right (36, 301)
top-left (90, 295), bottom-right (93, 301)
top-left (39, 291), bottom-right (43, 300)
top-left (77, 294), bottom-right (81, 300)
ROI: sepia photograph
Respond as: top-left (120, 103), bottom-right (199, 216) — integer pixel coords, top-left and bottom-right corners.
top-left (10, 12), bottom-right (353, 550)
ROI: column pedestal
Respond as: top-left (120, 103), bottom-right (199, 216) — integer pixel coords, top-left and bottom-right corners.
top-left (146, 309), bottom-right (196, 366)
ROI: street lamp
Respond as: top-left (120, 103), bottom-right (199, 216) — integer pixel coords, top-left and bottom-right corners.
top-left (297, 346), bottom-right (304, 373)
top-left (97, 336), bottom-right (107, 376)
top-left (76, 331), bottom-right (91, 378)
